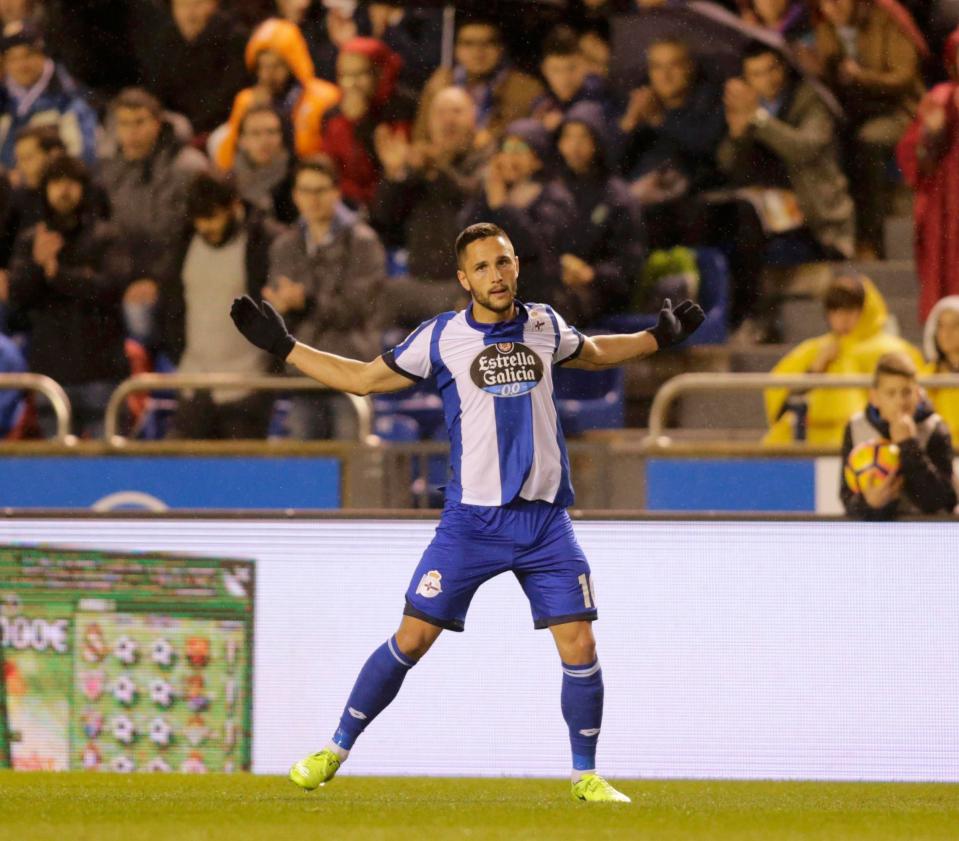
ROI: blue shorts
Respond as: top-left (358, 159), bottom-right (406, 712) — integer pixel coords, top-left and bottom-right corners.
top-left (403, 499), bottom-right (598, 632)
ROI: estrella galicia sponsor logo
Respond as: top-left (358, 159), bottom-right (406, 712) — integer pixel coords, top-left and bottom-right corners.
top-left (470, 342), bottom-right (544, 397)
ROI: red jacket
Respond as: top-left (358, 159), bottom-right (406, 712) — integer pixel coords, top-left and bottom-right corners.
top-left (897, 28), bottom-right (959, 321)
top-left (322, 38), bottom-right (410, 208)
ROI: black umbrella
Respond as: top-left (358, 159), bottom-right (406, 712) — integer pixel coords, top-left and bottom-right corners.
top-left (610, 3), bottom-right (842, 116)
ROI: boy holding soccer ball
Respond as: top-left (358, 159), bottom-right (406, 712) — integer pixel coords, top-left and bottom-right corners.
top-left (840, 352), bottom-right (957, 519)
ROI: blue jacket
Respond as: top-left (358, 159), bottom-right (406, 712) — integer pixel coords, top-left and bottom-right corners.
top-left (0, 332), bottom-right (27, 437)
top-left (0, 61), bottom-right (98, 168)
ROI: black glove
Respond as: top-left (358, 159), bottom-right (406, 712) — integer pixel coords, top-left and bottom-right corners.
top-left (648, 298), bottom-right (706, 350)
top-left (230, 295), bottom-right (296, 359)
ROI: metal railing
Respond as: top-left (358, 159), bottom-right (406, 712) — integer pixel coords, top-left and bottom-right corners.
top-left (648, 372), bottom-right (959, 443)
top-left (103, 374), bottom-right (374, 444)
top-left (0, 373), bottom-right (73, 443)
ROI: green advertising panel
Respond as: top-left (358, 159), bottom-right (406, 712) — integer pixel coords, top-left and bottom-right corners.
top-left (0, 643), bottom-right (9, 768)
top-left (0, 545), bottom-right (254, 773)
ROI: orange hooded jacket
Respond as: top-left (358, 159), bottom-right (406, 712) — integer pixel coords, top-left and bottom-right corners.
top-left (216, 18), bottom-right (340, 170)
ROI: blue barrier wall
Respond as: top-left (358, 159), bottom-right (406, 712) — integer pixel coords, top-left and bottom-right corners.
top-left (646, 458), bottom-right (817, 512)
top-left (0, 457), bottom-right (340, 509)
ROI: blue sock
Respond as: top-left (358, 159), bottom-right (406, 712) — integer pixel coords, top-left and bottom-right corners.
top-left (332, 635), bottom-right (416, 750)
top-left (561, 659), bottom-right (604, 773)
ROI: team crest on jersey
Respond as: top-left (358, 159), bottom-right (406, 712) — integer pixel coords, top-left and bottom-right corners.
top-left (470, 342), bottom-right (544, 397)
top-left (415, 570), bottom-right (443, 598)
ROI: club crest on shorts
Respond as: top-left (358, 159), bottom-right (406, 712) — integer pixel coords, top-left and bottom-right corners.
top-left (415, 570), bottom-right (443, 598)
top-left (470, 341), bottom-right (544, 397)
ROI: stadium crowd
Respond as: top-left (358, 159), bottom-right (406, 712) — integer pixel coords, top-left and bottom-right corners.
top-left (0, 0), bottom-right (956, 470)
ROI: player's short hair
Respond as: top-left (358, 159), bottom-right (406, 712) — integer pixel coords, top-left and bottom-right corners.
top-left (824, 274), bottom-right (866, 312)
top-left (874, 351), bottom-right (918, 385)
top-left (186, 172), bottom-right (238, 220)
top-left (542, 25), bottom-right (580, 60)
top-left (14, 123), bottom-right (65, 154)
top-left (112, 86), bottom-right (164, 119)
top-left (293, 154), bottom-right (340, 187)
top-left (455, 223), bottom-right (511, 268)
top-left (742, 39), bottom-right (785, 66)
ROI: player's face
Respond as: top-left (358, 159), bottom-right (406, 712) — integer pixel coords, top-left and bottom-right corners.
top-left (457, 235), bottom-right (519, 316)
top-left (870, 374), bottom-right (919, 424)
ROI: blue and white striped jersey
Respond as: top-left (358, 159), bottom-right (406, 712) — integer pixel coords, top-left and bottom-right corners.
top-left (382, 302), bottom-right (585, 507)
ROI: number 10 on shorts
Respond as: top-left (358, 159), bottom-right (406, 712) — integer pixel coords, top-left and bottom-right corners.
top-left (578, 574), bottom-right (596, 609)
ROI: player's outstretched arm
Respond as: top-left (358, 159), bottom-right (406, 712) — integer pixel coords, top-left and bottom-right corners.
top-left (230, 295), bottom-right (415, 395)
top-left (564, 298), bottom-right (706, 370)
top-left (288, 345), bottom-right (415, 395)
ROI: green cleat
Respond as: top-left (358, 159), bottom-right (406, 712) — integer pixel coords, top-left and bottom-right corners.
top-left (289, 749), bottom-right (342, 791)
top-left (570, 773), bottom-right (632, 803)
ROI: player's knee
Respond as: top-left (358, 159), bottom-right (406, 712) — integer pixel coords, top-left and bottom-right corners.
top-left (394, 620), bottom-right (441, 661)
top-left (558, 628), bottom-right (596, 665)
top-left (569, 637), bottom-right (597, 665)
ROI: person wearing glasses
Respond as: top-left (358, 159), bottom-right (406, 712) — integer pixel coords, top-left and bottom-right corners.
top-left (413, 16), bottom-right (544, 148)
top-left (263, 154), bottom-right (386, 439)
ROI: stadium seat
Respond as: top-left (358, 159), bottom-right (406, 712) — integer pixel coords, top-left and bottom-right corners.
top-left (373, 412), bottom-right (420, 443)
top-left (129, 352), bottom-right (177, 440)
top-left (594, 247), bottom-right (729, 345)
top-left (553, 364), bottom-right (625, 437)
top-left (372, 378), bottom-right (445, 438)
top-left (373, 385), bottom-right (448, 508)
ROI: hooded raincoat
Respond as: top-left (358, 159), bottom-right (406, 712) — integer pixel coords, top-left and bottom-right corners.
top-left (764, 278), bottom-right (924, 444)
top-left (215, 18), bottom-right (340, 171)
top-left (920, 294), bottom-right (959, 437)
top-left (897, 28), bottom-right (959, 323)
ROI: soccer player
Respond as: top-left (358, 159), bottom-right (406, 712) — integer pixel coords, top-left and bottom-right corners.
top-left (230, 222), bottom-right (704, 802)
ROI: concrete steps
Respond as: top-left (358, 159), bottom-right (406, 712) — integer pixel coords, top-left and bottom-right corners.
top-left (884, 216), bottom-right (914, 261)
top-left (649, 211), bottom-right (921, 435)
top-left (675, 389), bottom-right (768, 430)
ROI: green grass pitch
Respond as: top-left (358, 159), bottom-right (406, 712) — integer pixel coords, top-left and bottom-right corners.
top-left (3, 772), bottom-right (959, 840)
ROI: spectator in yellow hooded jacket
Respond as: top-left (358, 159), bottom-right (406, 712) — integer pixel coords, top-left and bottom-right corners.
top-left (921, 295), bottom-right (959, 438)
top-left (764, 272), bottom-right (923, 444)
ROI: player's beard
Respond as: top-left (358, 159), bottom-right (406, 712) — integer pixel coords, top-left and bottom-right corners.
top-left (472, 283), bottom-right (515, 314)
